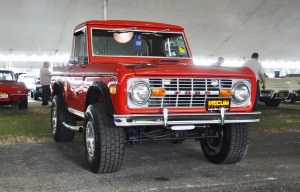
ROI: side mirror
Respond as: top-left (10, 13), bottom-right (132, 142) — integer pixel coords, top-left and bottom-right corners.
top-left (69, 56), bottom-right (79, 65)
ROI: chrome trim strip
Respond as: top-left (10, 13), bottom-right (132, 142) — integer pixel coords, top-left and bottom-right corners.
top-left (163, 108), bottom-right (168, 126)
top-left (62, 122), bottom-right (82, 132)
top-left (10, 94), bottom-right (28, 96)
top-left (68, 107), bottom-right (85, 118)
top-left (52, 72), bottom-right (116, 77)
top-left (220, 108), bottom-right (225, 125)
top-left (170, 125), bottom-right (195, 130)
top-left (74, 26), bottom-right (87, 34)
top-left (114, 112), bottom-right (261, 127)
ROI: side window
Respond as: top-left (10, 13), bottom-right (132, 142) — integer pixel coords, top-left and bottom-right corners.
top-left (73, 30), bottom-right (88, 64)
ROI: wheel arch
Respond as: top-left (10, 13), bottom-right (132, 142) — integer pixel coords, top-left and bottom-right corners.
top-left (52, 81), bottom-right (64, 96)
top-left (85, 81), bottom-right (114, 116)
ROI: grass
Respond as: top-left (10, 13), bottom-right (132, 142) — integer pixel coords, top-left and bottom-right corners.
top-left (250, 102), bottom-right (300, 131)
top-left (0, 100), bottom-right (299, 144)
top-left (0, 101), bottom-right (52, 144)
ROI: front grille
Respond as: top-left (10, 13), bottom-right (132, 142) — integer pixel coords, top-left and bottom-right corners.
top-left (148, 78), bottom-right (232, 108)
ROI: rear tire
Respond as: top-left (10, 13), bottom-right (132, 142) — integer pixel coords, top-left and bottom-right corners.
top-left (201, 124), bottom-right (249, 164)
top-left (84, 103), bottom-right (125, 173)
top-left (50, 95), bottom-right (75, 142)
top-left (19, 96), bottom-right (28, 109)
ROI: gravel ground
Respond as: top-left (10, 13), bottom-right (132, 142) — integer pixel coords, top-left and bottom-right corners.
top-left (0, 131), bottom-right (299, 192)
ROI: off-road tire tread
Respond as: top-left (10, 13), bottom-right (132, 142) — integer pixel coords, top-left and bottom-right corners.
top-left (201, 123), bottom-right (249, 164)
top-left (85, 103), bottom-right (125, 173)
top-left (223, 124), bottom-right (249, 163)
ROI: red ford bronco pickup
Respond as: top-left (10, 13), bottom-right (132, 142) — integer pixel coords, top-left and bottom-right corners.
top-left (51, 20), bottom-right (261, 173)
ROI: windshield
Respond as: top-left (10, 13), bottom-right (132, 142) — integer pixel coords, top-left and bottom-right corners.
top-left (92, 29), bottom-right (190, 58)
top-left (0, 71), bottom-right (15, 81)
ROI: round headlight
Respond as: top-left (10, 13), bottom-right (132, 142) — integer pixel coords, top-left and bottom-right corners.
top-left (232, 83), bottom-right (250, 104)
top-left (130, 81), bottom-right (151, 105)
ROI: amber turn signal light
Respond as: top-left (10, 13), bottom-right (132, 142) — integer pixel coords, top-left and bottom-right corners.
top-left (219, 89), bottom-right (232, 97)
top-left (152, 88), bottom-right (166, 97)
top-left (109, 85), bottom-right (117, 95)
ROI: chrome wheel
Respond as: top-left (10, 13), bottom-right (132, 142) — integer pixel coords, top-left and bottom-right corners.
top-left (51, 104), bottom-right (57, 134)
top-left (86, 121), bottom-right (95, 157)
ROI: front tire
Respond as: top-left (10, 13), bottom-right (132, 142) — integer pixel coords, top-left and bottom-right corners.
top-left (50, 95), bottom-right (75, 142)
top-left (84, 103), bottom-right (125, 173)
top-left (201, 124), bottom-right (249, 164)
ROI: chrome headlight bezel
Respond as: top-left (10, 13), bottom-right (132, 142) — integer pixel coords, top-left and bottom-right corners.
top-left (128, 80), bottom-right (151, 106)
top-left (232, 81), bottom-right (250, 105)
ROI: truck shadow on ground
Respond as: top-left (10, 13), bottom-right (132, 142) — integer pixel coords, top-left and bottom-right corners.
top-left (53, 134), bottom-right (88, 171)
top-left (53, 133), bottom-right (208, 173)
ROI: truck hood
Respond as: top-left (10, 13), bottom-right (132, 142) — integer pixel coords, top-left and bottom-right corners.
top-left (119, 62), bottom-right (254, 79)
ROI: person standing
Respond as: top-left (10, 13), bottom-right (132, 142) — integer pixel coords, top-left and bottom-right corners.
top-left (40, 61), bottom-right (51, 106)
top-left (211, 57), bottom-right (224, 67)
top-left (243, 52), bottom-right (266, 109)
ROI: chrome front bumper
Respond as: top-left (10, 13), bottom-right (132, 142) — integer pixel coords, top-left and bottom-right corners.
top-left (260, 90), bottom-right (290, 100)
top-left (114, 109), bottom-right (261, 127)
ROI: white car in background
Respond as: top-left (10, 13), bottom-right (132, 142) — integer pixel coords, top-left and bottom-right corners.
top-left (18, 73), bottom-right (39, 94)
top-left (260, 74), bottom-right (300, 107)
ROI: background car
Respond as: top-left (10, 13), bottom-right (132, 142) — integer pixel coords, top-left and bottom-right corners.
top-left (284, 74), bottom-right (300, 103)
top-left (260, 73), bottom-right (300, 107)
top-left (30, 77), bottom-right (42, 100)
top-left (18, 73), bottom-right (38, 91)
top-left (0, 70), bottom-right (29, 109)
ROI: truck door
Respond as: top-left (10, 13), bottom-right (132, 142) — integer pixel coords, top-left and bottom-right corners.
top-left (66, 28), bottom-right (88, 113)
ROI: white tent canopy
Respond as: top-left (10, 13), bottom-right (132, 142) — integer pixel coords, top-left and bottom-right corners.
top-left (0, 0), bottom-right (300, 71)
